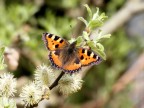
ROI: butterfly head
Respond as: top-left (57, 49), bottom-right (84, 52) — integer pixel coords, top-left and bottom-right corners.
top-left (70, 41), bottom-right (77, 47)
top-left (67, 41), bottom-right (77, 53)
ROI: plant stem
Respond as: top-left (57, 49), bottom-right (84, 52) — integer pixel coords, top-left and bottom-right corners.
top-left (49, 71), bottom-right (65, 90)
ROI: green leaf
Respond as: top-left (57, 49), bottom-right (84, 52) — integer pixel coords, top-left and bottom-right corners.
top-left (88, 11), bottom-right (108, 30)
top-left (88, 20), bottom-right (103, 29)
top-left (99, 13), bottom-right (108, 21)
top-left (87, 41), bottom-right (106, 60)
top-left (94, 30), bottom-right (111, 42)
top-left (93, 48), bottom-right (106, 60)
top-left (87, 40), bottom-right (96, 49)
top-left (96, 43), bottom-right (104, 52)
top-left (78, 17), bottom-right (88, 26)
top-left (75, 36), bottom-right (84, 46)
top-left (100, 34), bottom-right (111, 39)
top-left (92, 7), bottom-right (99, 20)
top-left (84, 4), bottom-right (92, 19)
top-left (83, 31), bottom-right (90, 41)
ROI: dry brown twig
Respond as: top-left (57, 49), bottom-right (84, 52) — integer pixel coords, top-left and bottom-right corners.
top-left (112, 53), bottom-right (144, 94)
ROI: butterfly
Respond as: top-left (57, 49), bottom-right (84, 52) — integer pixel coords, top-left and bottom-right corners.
top-left (42, 32), bottom-right (102, 73)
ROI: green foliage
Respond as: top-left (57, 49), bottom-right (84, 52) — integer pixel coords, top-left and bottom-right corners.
top-left (78, 4), bottom-right (108, 30)
top-left (0, 46), bottom-right (6, 70)
top-left (71, 5), bottom-right (111, 60)
top-left (38, 11), bottom-right (76, 38)
top-left (46, 0), bottom-right (81, 9)
top-left (0, 2), bottom-right (38, 45)
top-left (6, 4), bottom-right (38, 27)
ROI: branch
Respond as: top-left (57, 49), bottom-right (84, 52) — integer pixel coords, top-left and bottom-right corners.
top-left (49, 71), bottom-right (65, 90)
top-left (112, 53), bottom-right (144, 93)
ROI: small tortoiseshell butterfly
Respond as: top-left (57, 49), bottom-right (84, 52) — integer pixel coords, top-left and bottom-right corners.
top-left (42, 33), bottom-right (102, 73)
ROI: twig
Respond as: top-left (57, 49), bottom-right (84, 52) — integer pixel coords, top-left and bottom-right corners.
top-left (49, 71), bottom-right (65, 90)
top-left (112, 53), bottom-right (144, 93)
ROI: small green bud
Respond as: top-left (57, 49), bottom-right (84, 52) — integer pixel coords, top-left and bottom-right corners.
top-left (84, 4), bottom-right (92, 19)
top-left (78, 17), bottom-right (88, 26)
top-left (83, 31), bottom-right (90, 41)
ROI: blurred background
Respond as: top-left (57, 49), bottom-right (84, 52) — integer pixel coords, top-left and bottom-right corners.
top-left (0, 0), bottom-right (144, 108)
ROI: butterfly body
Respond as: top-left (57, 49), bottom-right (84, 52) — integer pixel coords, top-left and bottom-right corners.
top-left (42, 33), bottom-right (102, 73)
top-left (59, 41), bottom-right (78, 64)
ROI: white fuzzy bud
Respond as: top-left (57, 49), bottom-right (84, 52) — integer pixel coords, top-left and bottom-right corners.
top-left (34, 64), bottom-right (54, 86)
top-left (58, 74), bottom-right (83, 95)
top-left (0, 73), bottom-right (17, 97)
top-left (0, 97), bottom-right (16, 108)
top-left (20, 82), bottom-right (43, 107)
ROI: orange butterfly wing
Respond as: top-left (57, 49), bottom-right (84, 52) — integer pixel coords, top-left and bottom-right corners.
top-left (42, 33), bottom-right (69, 51)
top-left (49, 50), bottom-right (81, 73)
top-left (78, 48), bottom-right (102, 66)
top-left (49, 50), bottom-right (63, 68)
